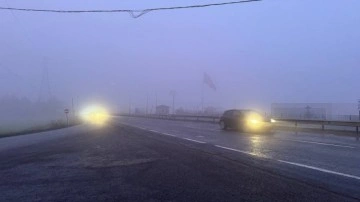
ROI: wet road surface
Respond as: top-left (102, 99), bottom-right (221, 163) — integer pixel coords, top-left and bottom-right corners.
top-left (0, 119), bottom-right (359, 201)
top-left (118, 117), bottom-right (360, 177)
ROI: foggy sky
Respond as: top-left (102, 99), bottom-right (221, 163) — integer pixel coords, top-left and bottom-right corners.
top-left (1, 0), bottom-right (360, 113)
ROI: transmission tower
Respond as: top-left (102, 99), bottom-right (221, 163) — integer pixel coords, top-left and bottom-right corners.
top-left (38, 58), bottom-right (52, 102)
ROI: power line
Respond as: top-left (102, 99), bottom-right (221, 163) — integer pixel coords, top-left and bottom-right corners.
top-left (0, 0), bottom-right (262, 18)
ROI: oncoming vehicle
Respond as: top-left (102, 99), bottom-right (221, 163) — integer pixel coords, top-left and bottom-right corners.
top-left (219, 109), bottom-right (273, 133)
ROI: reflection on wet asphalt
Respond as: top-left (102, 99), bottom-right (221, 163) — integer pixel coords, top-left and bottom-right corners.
top-left (117, 117), bottom-right (360, 177)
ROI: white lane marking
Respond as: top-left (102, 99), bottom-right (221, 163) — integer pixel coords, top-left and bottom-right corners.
top-left (145, 127), bottom-right (206, 143)
top-left (124, 123), bottom-right (204, 143)
top-left (284, 139), bottom-right (355, 149)
top-left (215, 145), bottom-right (254, 155)
top-left (127, 123), bottom-right (207, 144)
top-left (278, 160), bottom-right (360, 181)
top-left (185, 126), bottom-right (219, 132)
top-left (160, 132), bottom-right (176, 137)
top-left (147, 129), bottom-right (178, 137)
top-left (185, 126), bottom-right (203, 130)
top-left (121, 122), bottom-right (178, 138)
top-left (215, 145), bottom-right (360, 181)
top-left (183, 138), bottom-right (206, 144)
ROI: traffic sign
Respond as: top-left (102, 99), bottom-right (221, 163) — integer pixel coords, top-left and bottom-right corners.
top-left (64, 108), bottom-right (70, 126)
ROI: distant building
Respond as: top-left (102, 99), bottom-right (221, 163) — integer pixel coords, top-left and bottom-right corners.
top-left (156, 105), bottom-right (170, 115)
top-left (134, 108), bottom-right (145, 115)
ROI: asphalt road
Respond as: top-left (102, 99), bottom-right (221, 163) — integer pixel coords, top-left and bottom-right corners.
top-left (1, 118), bottom-right (360, 201)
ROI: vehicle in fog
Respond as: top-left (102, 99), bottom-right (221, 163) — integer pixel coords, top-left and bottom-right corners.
top-left (219, 109), bottom-right (273, 133)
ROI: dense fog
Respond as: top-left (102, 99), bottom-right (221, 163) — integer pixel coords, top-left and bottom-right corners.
top-left (1, 0), bottom-right (360, 131)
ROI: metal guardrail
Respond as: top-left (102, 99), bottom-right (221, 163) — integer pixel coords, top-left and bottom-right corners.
top-left (274, 118), bottom-right (360, 134)
top-left (115, 114), bottom-right (220, 123)
top-left (115, 114), bottom-right (360, 134)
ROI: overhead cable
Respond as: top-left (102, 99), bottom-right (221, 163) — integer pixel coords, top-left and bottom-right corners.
top-left (0, 0), bottom-right (262, 18)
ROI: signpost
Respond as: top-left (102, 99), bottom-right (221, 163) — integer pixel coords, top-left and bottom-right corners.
top-left (358, 99), bottom-right (360, 121)
top-left (64, 108), bottom-right (69, 126)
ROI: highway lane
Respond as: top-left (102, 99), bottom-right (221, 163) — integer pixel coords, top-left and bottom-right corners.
top-left (1, 122), bottom-right (359, 201)
top-left (116, 117), bottom-right (360, 182)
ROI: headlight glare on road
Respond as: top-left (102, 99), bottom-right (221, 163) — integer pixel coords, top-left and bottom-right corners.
top-left (271, 119), bottom-right (276, 123)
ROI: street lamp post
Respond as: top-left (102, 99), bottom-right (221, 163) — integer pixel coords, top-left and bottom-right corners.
top-left (170, 90), bottom-right (176, 114)
top-left (358, 99), bottom-right (360, 121)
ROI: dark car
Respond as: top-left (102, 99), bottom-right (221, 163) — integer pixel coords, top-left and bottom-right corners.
top-left (219, 109), bottom-right (273, 133)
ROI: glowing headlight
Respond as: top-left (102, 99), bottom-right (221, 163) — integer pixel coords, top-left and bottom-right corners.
top-left (245, 112), bottom-right (264, 131)
top-left (80, 105), bottom-right (110, 126)
top-left (249, 119), bottom-right (260, 124)
top-left (270, 119), bottom-right (276, 123)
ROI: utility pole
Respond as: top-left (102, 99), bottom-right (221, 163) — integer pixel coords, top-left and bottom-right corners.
top-left (71, 98), bottom-right (75, 122)
top-left (71, 98), bottom-right (74, 115)
top-left (358, 99), bottom-right (360, 121)
top-left (128, 97), bottom-right (131, 115)
top-left (201, 82), bottom-right (204, 113)
top-left (172, 94), bottom-right (175, 114)
top-left (155, 93), bottom-right (158, 108)
top-left (170, 90), bottom-right (176, 114)
top-left (146, 94), bottom-right (149, 115)
top-left (155, 93), bottom-right (158, 115)
top-left (38, 58), bottom-right (52, 102)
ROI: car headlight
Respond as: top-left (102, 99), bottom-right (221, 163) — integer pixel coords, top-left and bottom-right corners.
top-left (270, 119), bottom-right (276, 123)
top-left (249, 119), bottom-right (260, 124)
top-left (245, 112), bottom-right (265, 131)
top-left (80, 105), bottom-right (110, 126)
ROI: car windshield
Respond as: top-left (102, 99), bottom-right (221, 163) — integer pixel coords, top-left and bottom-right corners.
top-left (1, 1), bottom-right (360, 201)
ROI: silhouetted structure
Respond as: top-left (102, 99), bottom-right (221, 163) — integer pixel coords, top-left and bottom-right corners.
top-left (156, 105), bottom-right (170, 115)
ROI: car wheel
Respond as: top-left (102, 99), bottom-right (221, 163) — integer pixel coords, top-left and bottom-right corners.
top-left (220, 121), bottom-right (227, 130)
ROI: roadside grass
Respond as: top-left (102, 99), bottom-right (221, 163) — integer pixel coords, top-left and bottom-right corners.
top-left (0, 119), bottom-right (82, 138)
